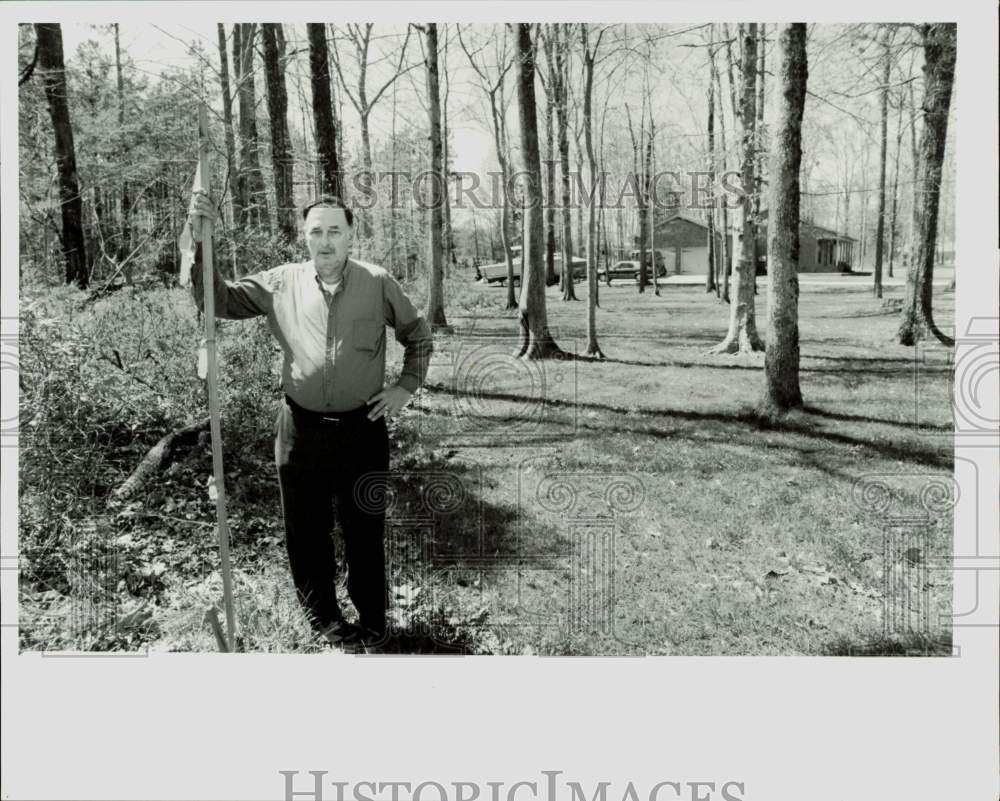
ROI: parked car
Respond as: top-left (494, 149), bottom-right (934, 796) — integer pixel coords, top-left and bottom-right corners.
top-left (628, 250), bottom-right (668, 277)
top-left (630, 249), bottom-right (666, 271)
top-left (598, 260), bottom-right (641, 285)
top-left (477, 252), bottom-right (586, 285)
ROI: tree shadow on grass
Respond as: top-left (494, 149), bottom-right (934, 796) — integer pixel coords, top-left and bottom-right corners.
top-left (576, 354), bottom-right (949, 377)
top-left (423, 385), bottom-right (954, 470)
top-left (800, 404), bottom-right (952, 432)
top-left (821, 632), bottom-right (953, 657)
top-left (802, 353), bottom-right (921, 364)
top-left (366, 429), bottom-right (575, 653)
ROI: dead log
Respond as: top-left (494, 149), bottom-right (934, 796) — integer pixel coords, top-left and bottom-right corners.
top-left (113, 418), bottom-right (210, 500)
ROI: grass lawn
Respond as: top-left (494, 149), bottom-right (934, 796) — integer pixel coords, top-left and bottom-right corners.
top-left (370, 275), bottom-right (956, 656)
top-left (31, 273), bottom-right (951, 656)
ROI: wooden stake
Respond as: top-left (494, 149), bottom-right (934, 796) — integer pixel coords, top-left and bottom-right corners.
top-left (198, 102), bottom-right (237, 652)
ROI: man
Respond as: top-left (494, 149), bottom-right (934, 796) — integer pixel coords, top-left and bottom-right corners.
top-left (187, 192), bottom-right (433, 650)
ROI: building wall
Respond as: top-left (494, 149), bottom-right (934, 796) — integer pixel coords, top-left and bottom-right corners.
top-left (799, 232), bottom-right (819, 272)
top-left (758, 222), bottom-right (853, 273)
top-left (653, 218), bottom-right (724, 275)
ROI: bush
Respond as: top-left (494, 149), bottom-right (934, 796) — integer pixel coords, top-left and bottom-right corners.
top-left (18, 281), bottom-right (282, 651)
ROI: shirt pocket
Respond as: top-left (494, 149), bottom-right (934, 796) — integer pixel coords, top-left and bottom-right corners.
top-left (351, 318), bottom-right (382, 355)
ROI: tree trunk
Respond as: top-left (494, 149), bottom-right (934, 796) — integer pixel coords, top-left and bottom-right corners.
top-left (887, 88), bottom-right (904, 278)
top-left (441, 29), bottom-right (453, 277)
top-left (36, 23), bottom-right (88, 288)
top-left (113, 24), bottom-right (132, 285)
top-left (722, 23), bottom-right (739, 129)
top-left (649, 118), bottom-right (659, 296)
top-left (554, 24), bottom-right (578, 301)
top-left (762, 23), bottom-right (807, 413)
top-left (581, 24), bottom-right (604, 358)
top-left (752, 22), bottom-right (766, 295)
top-left (389, 78), bottom-right (400, 275)
top-left (113, 419), bottom-right (210, 500)
top-left (499, 92), bottom-right (518, 310)
top-left (634, 118), bottom-right (648, 294)
top-left (217, 24), bottom-right (242, 273)
top-left (358, 125), bottom-right (374, 247)
top-left (710, 23), bottom-right (764, 354)
top-left (308, 23), bottom-right (343, 198)
top-left (233, 24), bottom-right (270, 230)
top-left (873, 27), bottom-right (892, 297)
top-left (907, 80), bottom-right (919, 265)
top-left (515, 23), bottom-right (561, 359)
top-left (859, 146), bottom-right (869, 268)
top-left (711, 41), bottom-right (732, 304)
top-left (706, 63), bottom-right (718, 294)
top-left (262, 24), bottom-right (296, 243)
top-left (575, 135), bottom-right (584, 275)
top-left (898, 23), bottom-right (956, 347)
top-left (423, 23), bottom-right (448, 330)
top-left (640, 122), bottom-right (655, 294)
top-left (544, 91), bottom-right (558, 286)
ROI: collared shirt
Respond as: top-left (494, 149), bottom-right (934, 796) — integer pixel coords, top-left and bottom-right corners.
top-left (193, 253), bottom-right (433, 412)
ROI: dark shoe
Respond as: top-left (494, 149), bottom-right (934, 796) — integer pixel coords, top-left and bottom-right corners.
top-left (320, 620), bottom-right (357, 649)
top-left (342, 625), bottom-right (386, 654)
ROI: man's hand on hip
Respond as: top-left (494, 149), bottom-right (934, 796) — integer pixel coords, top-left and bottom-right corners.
top-left (367, 385), bottom-right (413, 421)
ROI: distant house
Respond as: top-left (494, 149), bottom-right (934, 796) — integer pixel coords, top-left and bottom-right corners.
top-left (641, 210), bottom-right (725, 276)
top-left (635, 209), bottom-right (857, 276)
top-left (755, 210), bottom-right (857, 273)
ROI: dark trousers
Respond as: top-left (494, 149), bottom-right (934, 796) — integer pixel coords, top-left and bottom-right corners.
top-left (274, 399), bottom-right (389, 635)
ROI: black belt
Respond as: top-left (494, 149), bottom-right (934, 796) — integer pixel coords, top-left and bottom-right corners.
top-left (284, 394), bottom-right (372, 424)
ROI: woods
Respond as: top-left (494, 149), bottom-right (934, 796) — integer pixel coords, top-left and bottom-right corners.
top-left (17, 20), bottom-right (960, 656)
top-left (19, 22), bottom-right (956, 314)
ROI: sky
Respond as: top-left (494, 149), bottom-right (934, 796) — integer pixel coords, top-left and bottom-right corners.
top-left (57, 22), bottom-right (496, 174)
top-left (42, 20), bottom-right (951, 243)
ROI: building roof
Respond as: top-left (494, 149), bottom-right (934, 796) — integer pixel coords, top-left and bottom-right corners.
top-left (756, 208), bottom-right (856, 241)
top-left (803, 221), bottom-right (857, 241)
top-left (652, 209), bottom-right (713, 231)
top-left (647, 208), bottom-right (857, 243)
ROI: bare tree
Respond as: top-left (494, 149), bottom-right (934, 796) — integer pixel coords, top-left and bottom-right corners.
top-left (752, 22), bottom-right (766, 295)
top-left (330, 24), bottom-right (413, 251)
top-left (458, 24), bottom-right (518, 309)
top-left (762, 23), bottom-right (808, 414)
top-left (35, 23), bottom-right (88, 288)
top-left (546, 24), bottom-right (578, 301)
top-left (441, 26), bottom-right (455, 275)
top-left (232, 24), bottom-right (270, 230)
top-left (709, 23), bottom-right (765, 354)
top-left (898, 23), bottom-right (955, 347)
top-left (648, 116), bottom-right (659, 297)
top-left (873, 25), bottom-right (896, 298)
top-left (307, 23), bottom-right (343, 198)
top-left (708, 30), bottom-right (732, 303)
top-left (216, 24), bottom-right (242, 244)
top-left (537, 28), bottom-right (559, 287)
top-left (113, 24), bottom-right (132, 284)
top-left (418, 23), bottom-right (448, 330)
top-left (887, 78), bottom-right (905, 278)
top-left (514, 23), bottom-right (562, 359)
top-left (262, 24), bottom-right (296, 242)
top-left (705, 56), bottom-right (718, 294)
top-left (580, 23), bottom-right (605, 358)
top-left (625, 100), bottom-right (650, 295)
